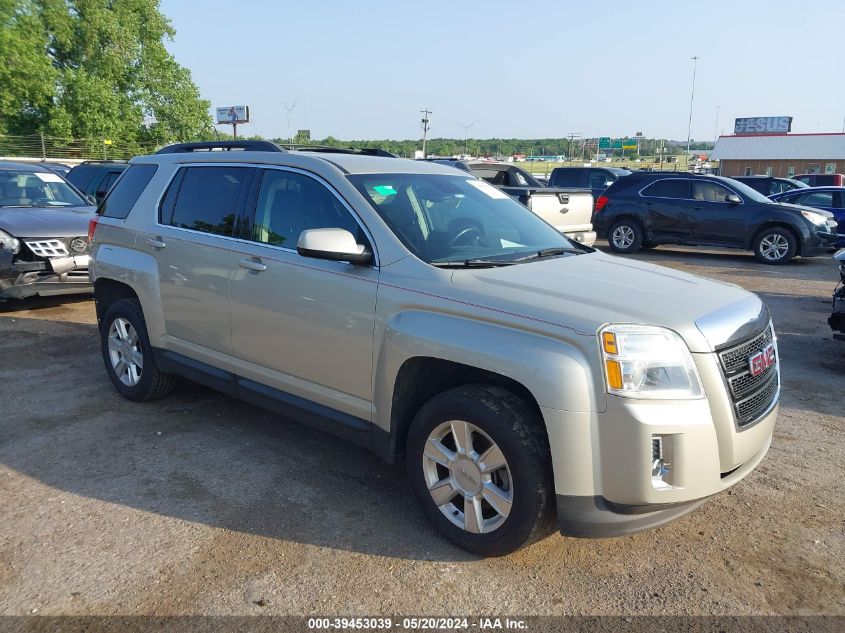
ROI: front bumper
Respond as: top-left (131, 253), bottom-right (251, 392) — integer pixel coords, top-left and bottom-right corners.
top-left (802, 226), bottom-right (839, 256)
top-left (0, 254), bottom-right (92, 300)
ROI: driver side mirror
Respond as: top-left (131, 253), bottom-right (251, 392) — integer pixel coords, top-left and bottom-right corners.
top-left (297, 228), bottom-right (372, 266)
top-left (725, 194), bottom-right (742, 204)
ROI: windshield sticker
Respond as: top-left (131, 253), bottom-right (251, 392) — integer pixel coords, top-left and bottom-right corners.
top-left (500, 239), bottom-right (526, 248)
top-left (466, 179), bottom-right (509, 199)
top-left (372, 185), bottom-right (397, 196)
top-left (34, 172), bottom-right (63, 183)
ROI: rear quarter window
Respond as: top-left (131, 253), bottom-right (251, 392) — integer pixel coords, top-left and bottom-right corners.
top-left (98, 164), bottom-right (158, 219)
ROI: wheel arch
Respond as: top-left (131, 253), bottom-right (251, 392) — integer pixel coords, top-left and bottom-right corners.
top-left (382, 356), bottom-right (545, 465)
top-left (94, 278), bottom-right (139, 326)
top-left (748, 222), bottom-right (803, 255)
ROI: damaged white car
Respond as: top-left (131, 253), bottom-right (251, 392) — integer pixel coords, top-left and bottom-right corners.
top-left (0, 161), bottom-right (96, 301)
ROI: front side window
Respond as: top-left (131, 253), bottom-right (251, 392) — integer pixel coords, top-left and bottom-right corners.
top-left (641, 179), bottom-right (690, 199)
top-left (161, 166), bottom-right (252, 236)
top-left (251, 169), bottom-right (364, 248)
top-left (348, 174), bottom-right (576, 265)
top-left (692, 181), bottom-right (736, 203)
top-left (473, 168), bottom-right (510, 186)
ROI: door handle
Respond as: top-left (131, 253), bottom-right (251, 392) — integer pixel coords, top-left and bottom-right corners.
top-left (238, 258), bottom-right (267, 272)
top-left (145, 237), bottom-right (166, 249)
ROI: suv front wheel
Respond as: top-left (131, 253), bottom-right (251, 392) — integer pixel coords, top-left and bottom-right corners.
top-left (406, 384), bottom-right (554, 556)
top-left (100, 299), bottom-right (175, 401)
top-left (753, 227), bottom-right (797, 264)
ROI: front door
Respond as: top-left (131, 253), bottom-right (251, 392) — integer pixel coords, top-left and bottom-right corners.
top-left (686, 180), bottom-right (747, 246)
top-left (228, 167), bottom-right (379, 422)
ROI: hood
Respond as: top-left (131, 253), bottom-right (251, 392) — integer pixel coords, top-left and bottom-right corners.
top-left (448, 250), bottom-right (761, 353)
top-left (770, 200), bottom-right (834, 217)
top-left (0, 206), bottom-right (96, 238)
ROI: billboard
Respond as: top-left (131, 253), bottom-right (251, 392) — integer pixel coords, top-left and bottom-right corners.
top-left (215, 105), bottom-right (250, 124)
top-left (734, 116), bottom-right (792, 135)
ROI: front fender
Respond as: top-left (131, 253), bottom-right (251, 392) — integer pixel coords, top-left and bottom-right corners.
top-left (372, 309), bottom-right (604, 434)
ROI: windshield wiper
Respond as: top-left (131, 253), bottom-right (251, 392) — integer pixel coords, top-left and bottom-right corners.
top-left (514, 247), bottom-right (584, 261)
top-left (431, 259), bottom-right (521, 268)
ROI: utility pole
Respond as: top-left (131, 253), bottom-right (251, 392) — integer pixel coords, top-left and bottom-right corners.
top-left (686, 56), bottom-right (699, 157)
top-left (283, 102), bottom-right (297, 144)
top-left (455, 120), bottom-right (478, 156)
top-left (420, 109), bottom-right (432, 157)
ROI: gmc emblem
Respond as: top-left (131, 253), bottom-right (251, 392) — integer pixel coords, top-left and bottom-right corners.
top-left (748, 343), bottom-right (776, 377)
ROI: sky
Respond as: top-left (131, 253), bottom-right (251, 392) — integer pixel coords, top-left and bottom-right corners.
top-left (159, 0), bottom-right (845, 142)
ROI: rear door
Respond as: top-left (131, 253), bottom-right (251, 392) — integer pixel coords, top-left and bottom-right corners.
top-left (638, 178), bottom-right (692, 242)
top-left (687, 180), bottom-right (748, 246)
top-left (145, 164), bottom-right (255, 365)
top-left (228, 166), bottom-right (379, 423)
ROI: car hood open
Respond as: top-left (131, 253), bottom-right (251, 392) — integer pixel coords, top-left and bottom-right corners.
top-left (0, 205), bottom-right (96, 238)
top-left (448, 250), bottom-right (762, 353)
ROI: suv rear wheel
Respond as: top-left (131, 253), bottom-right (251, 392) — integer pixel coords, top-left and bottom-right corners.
top-left (753, 227), bottom-right (797, 265)
top-left (406, 384), bottom-right (554, 556)
top-left (608, 219), bottom-right (643, 254)
top-left (100, 299), bottom-right (175, 401)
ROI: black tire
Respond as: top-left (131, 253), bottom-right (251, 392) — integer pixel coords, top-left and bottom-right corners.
top-left (405, 384), bottom-right (555, 557)
top-left (752, 227), bottom-right (797, 265)
top-left (608, 219), bottom-right (643, 254)
top-left (100, 298), bottom-right (175, 401)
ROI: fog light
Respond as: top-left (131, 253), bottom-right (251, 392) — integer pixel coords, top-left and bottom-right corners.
top-left (651, 435), bottom-right (672, 489)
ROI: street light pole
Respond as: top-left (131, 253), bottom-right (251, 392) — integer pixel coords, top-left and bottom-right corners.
top-left (686, 56), bottom-right (699, 157)
top-left (283, 101), bottom-right (297, 144)
top-left (455, 120), bottom-right (478, 156)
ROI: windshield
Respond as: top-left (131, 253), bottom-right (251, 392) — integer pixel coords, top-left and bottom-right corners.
top-left (0, 169), bottom-right (87, 207)
top-left (348, 173), bottom-right (578, 265)
top-left (716, 177), bottom-right (772, 203)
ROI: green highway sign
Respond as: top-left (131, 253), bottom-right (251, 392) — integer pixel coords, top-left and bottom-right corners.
top-left (622, 139), bottom-right (637, 150)
top-left (598, 137), bottom-right (611, 149)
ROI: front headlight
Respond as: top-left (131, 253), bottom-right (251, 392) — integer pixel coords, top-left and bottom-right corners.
top-left (599, 324), bottom-right (704, 399)
top-left (0, 229), bottom-right (21, 254)
top-left (800, 209), bottom-right (827, 226)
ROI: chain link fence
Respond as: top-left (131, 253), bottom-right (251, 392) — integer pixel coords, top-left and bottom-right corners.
top-left (0, 134), bottom-right (159, 161)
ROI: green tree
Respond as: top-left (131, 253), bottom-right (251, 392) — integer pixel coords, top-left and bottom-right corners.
top-left (0, 0), bottom-right (211, 146)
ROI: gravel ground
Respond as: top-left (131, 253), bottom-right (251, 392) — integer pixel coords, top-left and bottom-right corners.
top-left (0, 244), bottom-right (843, 617)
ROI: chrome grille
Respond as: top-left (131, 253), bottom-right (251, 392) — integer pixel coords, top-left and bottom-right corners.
top-left (717, 324), bottom-right (779, 429)
top-left (718, 327), bottom-right (773, 374)
top-left (25, 239), bottom-right (69, 257)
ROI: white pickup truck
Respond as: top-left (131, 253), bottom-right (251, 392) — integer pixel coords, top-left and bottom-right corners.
top-left (430, 160), bottom-right (596, 246)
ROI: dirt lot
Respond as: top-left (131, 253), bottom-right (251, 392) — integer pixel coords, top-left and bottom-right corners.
top-left (0, 244), bottom-right (843, 617)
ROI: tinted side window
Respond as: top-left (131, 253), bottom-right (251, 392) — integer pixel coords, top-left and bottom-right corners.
top-left (641, 179), bottom-right (690, 199)
top-left (801, 192), bottom-right (834, 207)
top-left (163, 166), bottom-right (252, 236)
top-left (551, 169), bottom-right (582, 187)
top-left (589, 170), bottom-right (612, 190)
top-left (98, 164), bottom-right (158, 219)
top-left (692, 181), bottom-right (735, 202)
top-left (251, 170), bottom-right (365, 248)
top-left (65, 165), bottom-right (101, 191)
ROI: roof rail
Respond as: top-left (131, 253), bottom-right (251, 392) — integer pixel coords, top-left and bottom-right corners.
top-left (280, 144), bottom-right (398, 158)
top-left (155, 140), bottom-right (285, 154)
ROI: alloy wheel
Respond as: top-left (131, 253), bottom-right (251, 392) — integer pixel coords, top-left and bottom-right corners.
top-left (612, 225), bottom-right (635, 249)
top-left (422, 420), bottom-right (513, 534)
top-left (759, 234), bottom-right (789, 261)
top-left (107, 317), bottom-right (143, 386)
